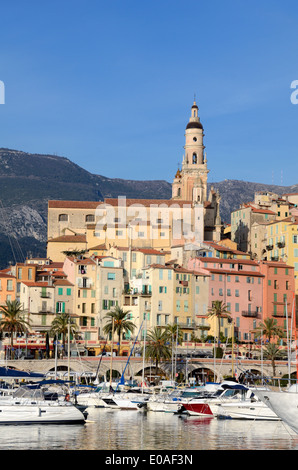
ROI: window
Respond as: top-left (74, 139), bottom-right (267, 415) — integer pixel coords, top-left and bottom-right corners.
top-left (184, 301), bottom-right (188, 312)
top-left (67, 288), bottom-right (71, 296)
top-left (7, 280), bottom-right (13, 291)
top-left (158, 301), bottom-right (162, 311)
top-left (85, 214), bottom-right (95, 223)
top-left (58, 287), bottom-right (63, 295)
top-left (56, 301), bottom-right (65, 313)
top-left (107, 273), bottom-right (116, 280)
top-left (58, 214), bottom-right (68, 222)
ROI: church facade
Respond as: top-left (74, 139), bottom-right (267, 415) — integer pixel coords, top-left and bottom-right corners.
top-left (47, 101), bottom-right (222, 262)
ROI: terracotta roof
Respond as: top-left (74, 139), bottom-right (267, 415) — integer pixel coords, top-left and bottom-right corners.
top-left (49, 201), bottom-right (102, 209)
top-left (88, 244), bottom-right (107, 250)
top-left (21, 281), bottom-right (54, 287)
top-left (53, 279), bottom-right (74, 286)
top-left (76, 258), bottom-right (96, 265)
top-left (0, 273), bottom-right (15, 279)
top-left (47, 235), bottom-right (87, 243)
top-left (197, 257), bottom-right (258, 265)
top-left (111, 246), bottom-right (167, 255)
top-left (206, 268), bottom-right (264, 277)
top-left (148, 264), bottom-right (173, 270)
top-left (104, 198), bottom-right (193, 208)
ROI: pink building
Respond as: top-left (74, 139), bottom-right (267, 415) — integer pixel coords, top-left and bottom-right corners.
top-left (188, 257), bottom-right (264, 342)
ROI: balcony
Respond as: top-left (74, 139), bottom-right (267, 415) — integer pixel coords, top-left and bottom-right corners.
top-left (77, 278), bottom-right (93, 289)
top-left (266, 245), bottom-right (273, 251)
top-left (277, 241), bottom-right (285, 248)
top-left (40, 292), bottom-right (52, 299)
top-left (38, 307), bottom-right (54, 314)
top-left (241, 310), bottom-right (259, 318)
top-left (177, 321), bottom-right (197, 329)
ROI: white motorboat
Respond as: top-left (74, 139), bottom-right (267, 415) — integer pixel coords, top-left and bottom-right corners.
top-left (215, 395), bottom-right (279, 420)
top-left (100, 389), bottom-right (151, 410)
top-left (0, 386), bottom-right (86, 424)
top-left (146, 387), bottom-right (205, 413)
top-left (180, 382), bottom-right (268, 418)
top-left (255, 384), bottom-right (298, 432)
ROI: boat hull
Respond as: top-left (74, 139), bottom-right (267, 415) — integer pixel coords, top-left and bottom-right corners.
top-left (256, 390), bottom-right (298, 433)
top-left (215, 402), bottom-right (279, 420)
top-left (181, 402), bottom-right (213, 416)
top-left (0, 403), bottom-right (85, 424)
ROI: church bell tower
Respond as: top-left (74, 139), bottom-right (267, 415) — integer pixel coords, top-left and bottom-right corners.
top-left (172, 99), bottom-right (209, 203)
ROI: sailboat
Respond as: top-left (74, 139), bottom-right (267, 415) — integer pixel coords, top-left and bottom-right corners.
top-left (255, 295), bottom-right (298, 431)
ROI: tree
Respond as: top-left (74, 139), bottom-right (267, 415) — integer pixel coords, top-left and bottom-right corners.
top-left (263, 343), bottom-right (281, 377)
top-left (165, 323), bottom-right (183, 348)
top-left (145, 327), bottom-right (172, 375)
top-left (50, 313), bottom-right (79, 357)
top-left (0, 300), bottom-right (30, 354)
top-left (207, 300), bottom-right (231, 349)
top-left (103, 306), bottom-right (136, 356)
top-left (253, 318), bottom-right (284, 344)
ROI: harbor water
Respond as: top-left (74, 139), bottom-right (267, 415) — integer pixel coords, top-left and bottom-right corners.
top-left (1, 407), bottom-right (298, 451)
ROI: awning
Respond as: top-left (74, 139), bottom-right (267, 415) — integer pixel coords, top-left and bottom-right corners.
top-left (0, 367), bottom-right (44, 379)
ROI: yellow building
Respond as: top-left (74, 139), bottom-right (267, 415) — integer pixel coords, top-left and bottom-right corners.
top-left (265, 216), bottom-right (298, 293)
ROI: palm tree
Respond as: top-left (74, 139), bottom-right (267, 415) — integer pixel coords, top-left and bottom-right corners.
top-left (50, 313), bottom-right (79, 357)
top-left (103, 306), bottom-right (136, 356)
top-left (207, 300), bottom-right (231, 349)
top-left (145, 327), bottom-right (172, 375)
top-left (263, 343), bottom-right (281, 377)
top-left (253, 318), bottom-right (284, 344)
top-left (0, 300), bottom-right (30, 354)
top-left (165, 323), bottom-right (183, 348)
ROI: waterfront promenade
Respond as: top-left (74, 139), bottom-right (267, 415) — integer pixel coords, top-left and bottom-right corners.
top-left (1, 356), bottom-right (295, 382)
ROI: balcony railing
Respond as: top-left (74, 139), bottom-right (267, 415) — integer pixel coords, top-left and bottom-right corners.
top-left (241, 310), bottom-right (259, 318)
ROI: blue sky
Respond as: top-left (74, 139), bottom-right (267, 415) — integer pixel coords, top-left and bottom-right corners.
top-left (0, 1), bottom-right (298, 186)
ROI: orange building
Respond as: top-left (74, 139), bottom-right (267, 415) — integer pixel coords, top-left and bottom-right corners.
top-left (0, 272), bottom-right (16, 306)
top-left (259, 261), bottom-right (296, 337)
